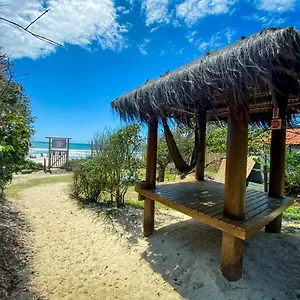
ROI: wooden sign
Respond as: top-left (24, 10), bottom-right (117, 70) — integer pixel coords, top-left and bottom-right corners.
top-left (271, 119), bottom-right (282, 130)
top-left (52, 138), bottom-right (67, 149)
top-left (273, 108), bottom-right (279, 118)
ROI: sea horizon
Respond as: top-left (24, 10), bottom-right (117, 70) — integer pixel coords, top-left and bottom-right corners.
top-left (29, 141), bottom-right (91, 159)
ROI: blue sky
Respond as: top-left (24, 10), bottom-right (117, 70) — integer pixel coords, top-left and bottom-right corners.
top-left (1, 0), bottom-right (300, 142)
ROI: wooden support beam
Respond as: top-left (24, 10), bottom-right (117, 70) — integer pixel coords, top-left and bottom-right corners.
top-left (268, 98), bottom-right (287, 199)
top-left (266, 93), bottom-right (287, 233)
top-left (144, 117), bottom-right (158, 237)
top-left (222, 104), bottom-right (248, 281)
top-left (195, 111), bottom-right (206, 181)
top-left (224, 105), bottom-right (249, 220)
top-left (221, 232), bottom-right (244, 281)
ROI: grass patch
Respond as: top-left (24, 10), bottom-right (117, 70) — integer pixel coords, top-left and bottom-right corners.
top-left (6, 174), bottom-right (73, 199)
top-left (283, 207), bottom-right (300, 221)
top-left (126, 199), bottom-right (144, 209)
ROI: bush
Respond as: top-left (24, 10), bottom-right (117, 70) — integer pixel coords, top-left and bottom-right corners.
top-left (0, 55), bottom-right (34, 196)
top-left (19, 160), bottom-right (43, 171)
top-left (285, 152), bottom-right (300, 196)
top-left (70, 125), bottom-right (143, 207)
top-left (60, 159), bottom-right (84, 171)
top-left (71, 157), bottom-right (107, 202)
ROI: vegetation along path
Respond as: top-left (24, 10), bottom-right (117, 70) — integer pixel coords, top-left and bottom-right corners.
top-left (3, 173), bottom-right (300, 299)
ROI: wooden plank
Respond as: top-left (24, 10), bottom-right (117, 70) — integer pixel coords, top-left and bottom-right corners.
top-left (241, 197), bottom-right (295, 239)
top-left (140, 188), bottom-right (246, 240)
top-left (139, 181), bottom-right (295, 241)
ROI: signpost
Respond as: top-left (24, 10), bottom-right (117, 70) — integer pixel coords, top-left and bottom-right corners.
top-left (45, 136), bottom-right (71, 172)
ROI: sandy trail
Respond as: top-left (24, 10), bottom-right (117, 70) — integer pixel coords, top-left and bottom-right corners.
top-left (7, 181), bottom-right (300, 299)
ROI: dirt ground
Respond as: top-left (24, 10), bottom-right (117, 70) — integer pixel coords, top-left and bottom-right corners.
top-left (1, 175), bottom-right (300, 299)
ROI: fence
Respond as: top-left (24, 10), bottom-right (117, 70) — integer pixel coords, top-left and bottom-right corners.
top-left (205, 152), bottom-right (225, 173)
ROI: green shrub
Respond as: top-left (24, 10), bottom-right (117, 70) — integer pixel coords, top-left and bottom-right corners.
top-left (0, 56), bottom-right (34, 196)
top-left (285, 153), bottom-right (300, 196)
top-left (60, 159), bottom-right (84, 171)
top-left (19, 160), bottom-right (43, 171)
top-left (70, 125), bottom-right (143, 207)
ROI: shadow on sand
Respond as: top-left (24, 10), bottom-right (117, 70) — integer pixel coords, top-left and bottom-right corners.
top-left (140, 218), bottom-right (300, 300)
top-left (0, 197), bottom-right (38, 299)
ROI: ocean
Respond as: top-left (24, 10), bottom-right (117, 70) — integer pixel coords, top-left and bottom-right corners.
top-left (29, 141), bottom-right (91, 159)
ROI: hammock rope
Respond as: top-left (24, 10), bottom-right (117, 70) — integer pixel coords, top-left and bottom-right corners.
top-left (162, 117), bottom-right (199, 173)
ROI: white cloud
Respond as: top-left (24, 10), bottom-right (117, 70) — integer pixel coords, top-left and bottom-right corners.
top-left (176, 0), bottom-right (237, 25)
top-left (243, 13), bottom-right (287, 26)
top-left (255, 0), bottom-right (295, 12)
top-left (116, 6), bottom-right (130, 15)
top-left (186, 31), bottom-right (197, 43)
top-left (225, 27), bottom-right (236, 43)
top-left (142, 0), bottom-right (170, 25)
top-left (139, 38), bottom-right (151, 55)
top-left (150, 27), bottom-right (158, 33)
top-left (186, 28), bottom-right (236, 51)
top-left (0, 0), bottom-right (127, 59)
top-left (160, 49), bottom-right (166, 56)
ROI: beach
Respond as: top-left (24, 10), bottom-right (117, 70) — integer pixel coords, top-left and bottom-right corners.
top-left (1, 172), bottom-right (300, 299)
top-left (28, 141), bottom-right (91, 160)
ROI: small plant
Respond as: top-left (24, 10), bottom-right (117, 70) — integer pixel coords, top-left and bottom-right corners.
top-left (283, 207), bottom-right (300, 221)
top-left (19, 160), bottom-right (43, 171)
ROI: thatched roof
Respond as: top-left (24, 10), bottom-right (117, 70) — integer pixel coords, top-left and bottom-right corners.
top-left (112, 27), bottom-right (300, 125)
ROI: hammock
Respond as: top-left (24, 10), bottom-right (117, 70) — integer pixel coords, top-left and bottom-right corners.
top-left (162, 118), bottom-right (198, 173)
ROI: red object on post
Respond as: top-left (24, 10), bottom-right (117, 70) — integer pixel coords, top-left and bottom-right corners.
top-left (271, 119), bottom-right (282, 130)
top-left (273, 108), bottom-right (279, 118)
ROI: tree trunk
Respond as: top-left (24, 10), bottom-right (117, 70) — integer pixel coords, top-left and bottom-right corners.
top-left (157, 166), bottom-right (166, 182)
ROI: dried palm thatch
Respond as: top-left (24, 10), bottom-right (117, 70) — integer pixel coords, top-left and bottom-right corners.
top-left (111, 27), bottom-right (300, 125)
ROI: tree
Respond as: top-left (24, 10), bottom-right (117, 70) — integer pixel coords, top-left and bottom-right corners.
top-left (206, 124), bottom-right (270, 156)
top-left (104, 125), bottom-right (144, 206)
top-left (0, 56), bottom-right (34, 196)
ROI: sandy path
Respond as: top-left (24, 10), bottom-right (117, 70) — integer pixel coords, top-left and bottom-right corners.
top-left (8, 182), bottom-right (300, 300)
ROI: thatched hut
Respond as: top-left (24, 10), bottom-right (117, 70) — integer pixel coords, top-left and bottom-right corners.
top-left (111, 27), bottom-right (300, 281)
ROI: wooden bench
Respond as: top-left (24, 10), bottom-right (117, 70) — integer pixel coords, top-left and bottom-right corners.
top-left (136, 180), bottom-right (295, 240)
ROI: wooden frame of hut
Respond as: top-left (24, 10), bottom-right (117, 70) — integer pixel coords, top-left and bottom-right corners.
top-left (111, 27), bottom-right (300, 281)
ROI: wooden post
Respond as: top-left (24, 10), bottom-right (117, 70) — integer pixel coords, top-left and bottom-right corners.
top-left (66, 138), bottom-right (70, 165)
top-left (144, 117), bottom-right (158, 237)
top-left (266, 95), bottom-right (287, 233)
top-left (263, 155), bottom-right (268, 193)
top-left (195, 111), bottom-right (206, 181)
top-left (221, 232), bottom-right (244, 281)
top-left (224, 105), bottom-right (249, 220)
top-left (222, 104), bottom-right (248, 281)
top-left (48, 137), bottom-right (51, 171)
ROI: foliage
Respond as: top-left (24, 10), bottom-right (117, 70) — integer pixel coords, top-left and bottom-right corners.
top-left (60, 158), bottom-right (84, 171)
top-left (206, 124), bottom-right (270, 155)
top-left (71, 125), bottom-right (143, 207)
top-left (283, 206), bottom-right (300, 221)
top-left (19, 159), bottom-right (43, 171)
top-left (285, 152), bottom-right (300, 196)
top-left (206, 126), bottom-right (227, 153)
top-left (156, 126), bottom-right (194, 182)
top-left (0, 56), bottom-right (34, 196)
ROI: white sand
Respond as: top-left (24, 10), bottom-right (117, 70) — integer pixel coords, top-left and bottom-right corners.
top-left (8, 181), bottom-right (300, 300)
